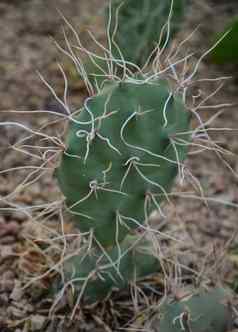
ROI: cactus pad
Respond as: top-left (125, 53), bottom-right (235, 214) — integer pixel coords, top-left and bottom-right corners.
top-left (58, 235), bottom-right (160, 303)
top-left (108, 0), bottom-right (185, 66)
top-left (157, 288), bottom-right (232, 332)
top-left (56, 79), bottom-right (189, 246)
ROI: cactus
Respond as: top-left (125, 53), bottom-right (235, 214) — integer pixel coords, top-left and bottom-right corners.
top-left (108, 0), bottom-right (185, 66)
top-left (57, 235), bottom-right (160, 303)
top-left (56, 79), bottom-right (189, 247)
top-left (83, 0), bottom-right (185, 89)
top-left (54, 77), bottom-right (190, 303)
top-left (157, 288), bottom-right (232, 332)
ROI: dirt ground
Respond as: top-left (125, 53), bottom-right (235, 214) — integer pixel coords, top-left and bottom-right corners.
top-left (0, 0), bottom-right (238, 331)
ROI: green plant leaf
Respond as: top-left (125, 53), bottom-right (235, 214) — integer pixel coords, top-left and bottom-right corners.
top-left (211, 17), bottom-right (238, 64)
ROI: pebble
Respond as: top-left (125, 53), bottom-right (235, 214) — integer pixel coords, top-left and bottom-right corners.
top-left (7, 305), bottom-right (24, 319)
top-left (12, 300), bottom-right (33, 313)
top-left (0, 270), bottom-right (15, 292)
top-left (30, 314), bottom-right (46, 331)
top-left (0, 245), bottom-right (14, 259)
top-left (10, 280), bottom-right (23, 301)
top-left (234, 318), bottom-right (238, 327)
top-left (7, 299), bottom-right (34, 319)
top-left (0, 220), bottom-right (20, 237)
top-left (0, 293), bottom-right (9, 306)
top-left (12, 210), bottom-right (27, 222)
top-left (0, 235), bottom-right (16, 245)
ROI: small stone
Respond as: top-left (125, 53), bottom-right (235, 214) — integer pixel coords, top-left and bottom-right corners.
top-left (7, 305), bottom-right (24, 319)
top-left (0, 270), bottom-right (15, 292)
top-left (10, 280), bottom-right (23, 301)
top-left (0, 293), bottom-right (9, 305)
top-left (30, 314), bottom-right (46, 331)
top-left (12, 299), bottom-right (33, 313)
top-left (12, 210), bottom-right (27, 222)
top-left (0, 245), bottom-right (14, 259)
top-left (0, 235), bottom-right (15, 244)
top-left (0, 221), bottom-right (20, 237)
top-left (234, 318), bottom-right (238, 327)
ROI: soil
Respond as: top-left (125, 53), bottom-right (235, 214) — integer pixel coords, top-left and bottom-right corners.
top-left (0, 0), bottom-right (238, 331)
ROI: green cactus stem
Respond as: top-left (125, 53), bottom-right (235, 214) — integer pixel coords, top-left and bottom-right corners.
top-left (56, 79), bottom-right (189, 247)
top-left (157, 288), bottom-right (232, 332)
top-left (84, 0), bottom-right (186, 88)
top-left (56, 234), bottom-right (160, 303)
top-left (108, 0), bottom-right (185, 66)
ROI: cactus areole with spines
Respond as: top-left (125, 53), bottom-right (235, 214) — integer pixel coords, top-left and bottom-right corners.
top-left (56, 79), bottom-right (190, 247)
